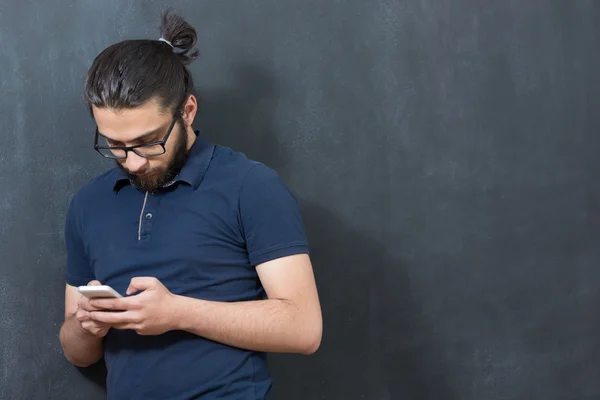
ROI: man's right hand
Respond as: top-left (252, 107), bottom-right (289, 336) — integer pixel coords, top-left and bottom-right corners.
top-left (75, 280), bottom-right (111, 338)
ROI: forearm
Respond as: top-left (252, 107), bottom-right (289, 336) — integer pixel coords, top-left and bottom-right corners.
top-left (174, 296), bottom-right (321, 354)
top-left (59, 314), bottom-right (103, 367)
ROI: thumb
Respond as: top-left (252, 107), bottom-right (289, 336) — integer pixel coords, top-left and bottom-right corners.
top-left (126, 277), bottom-right (158, 295)
top-left (87, 280), bottom-right (102, 286)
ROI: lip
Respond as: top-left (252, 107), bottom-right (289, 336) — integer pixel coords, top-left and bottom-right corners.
top-left (136, 171), bottom-right (155, 179)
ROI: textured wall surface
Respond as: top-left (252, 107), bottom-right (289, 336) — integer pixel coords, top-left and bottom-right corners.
top-left (1, 1), bottom-right (599, 399)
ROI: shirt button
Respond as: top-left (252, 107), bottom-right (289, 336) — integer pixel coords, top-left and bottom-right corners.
top-left (145, 213), bottom-right (153, 220)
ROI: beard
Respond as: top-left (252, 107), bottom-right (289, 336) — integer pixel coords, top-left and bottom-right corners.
top-left (117, 120), bottom-right (189, 193)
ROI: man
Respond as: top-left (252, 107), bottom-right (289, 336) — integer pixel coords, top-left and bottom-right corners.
top-left (58, 10), bottom-right (322, 400)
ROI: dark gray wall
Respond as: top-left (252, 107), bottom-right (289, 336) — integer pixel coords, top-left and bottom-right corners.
top-left (1, 1), bottom-right (599, 399)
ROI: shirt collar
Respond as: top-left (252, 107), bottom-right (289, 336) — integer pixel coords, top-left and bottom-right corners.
top-left (112, 130), bottom-right (215, 193)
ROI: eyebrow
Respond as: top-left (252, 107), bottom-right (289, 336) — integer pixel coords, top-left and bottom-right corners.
top-left (98, 126), bottom-right (164, 143)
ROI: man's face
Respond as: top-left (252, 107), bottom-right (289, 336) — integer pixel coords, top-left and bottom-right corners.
top-left (93, 99), bottom-right (189, 192)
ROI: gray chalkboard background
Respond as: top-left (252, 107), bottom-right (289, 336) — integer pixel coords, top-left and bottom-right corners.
top-left (1, 1), bottom-right (599, 399)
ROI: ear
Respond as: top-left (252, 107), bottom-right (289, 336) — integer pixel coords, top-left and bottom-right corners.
top-left (182, 95), bottom-right (198, 127)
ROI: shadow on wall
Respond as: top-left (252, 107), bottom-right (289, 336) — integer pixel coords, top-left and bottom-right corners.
top-left (197, 63), bottom-right (460, 400)
top-left (270, 201), bottom-right (462, 400)
top-left (76, 361), bottom-right (107, 393)
top-left (195, 64), bottom-right (285, 172)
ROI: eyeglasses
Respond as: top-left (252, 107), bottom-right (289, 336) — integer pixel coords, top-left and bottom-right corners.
top-left (94, 113), bottom-right (178, 159)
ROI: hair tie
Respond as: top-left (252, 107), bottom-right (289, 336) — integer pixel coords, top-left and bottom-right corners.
top-left (158, 37), bottom-right (173, 48)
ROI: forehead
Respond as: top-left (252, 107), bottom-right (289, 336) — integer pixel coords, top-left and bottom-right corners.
top-left (93, 99), bottom-right (171, 141)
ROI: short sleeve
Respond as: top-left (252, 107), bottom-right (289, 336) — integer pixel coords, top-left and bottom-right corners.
top-left (239, 164), bottom-right (309, 267)
top-left (64, 194), bottom-right (95, 287)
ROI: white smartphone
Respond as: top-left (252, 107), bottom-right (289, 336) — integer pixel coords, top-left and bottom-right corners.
top-left (78, 285), bottom-right (122, 299)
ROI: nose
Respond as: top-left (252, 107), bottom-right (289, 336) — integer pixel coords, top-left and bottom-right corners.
top-left (125, 151), bottom-right (148, 173)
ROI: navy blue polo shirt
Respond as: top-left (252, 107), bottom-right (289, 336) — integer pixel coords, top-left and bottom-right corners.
top-left (64, 132), bottom-right (309, 399)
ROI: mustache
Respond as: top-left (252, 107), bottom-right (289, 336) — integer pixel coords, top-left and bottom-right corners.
top-left (117, 162), bottom-right (150, 176)
top-left (131, 169), bottom-right (155, 177)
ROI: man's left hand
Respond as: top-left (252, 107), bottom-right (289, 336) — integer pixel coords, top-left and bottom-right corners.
top-left (89, 277), bottom-right (179, 336)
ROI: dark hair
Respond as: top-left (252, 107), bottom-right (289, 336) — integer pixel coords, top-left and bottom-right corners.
top-left (83, 9), bottom-right (199, 115)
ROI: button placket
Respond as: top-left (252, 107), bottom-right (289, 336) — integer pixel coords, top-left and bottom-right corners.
top-left (138, 195), bottom-right (159, 240)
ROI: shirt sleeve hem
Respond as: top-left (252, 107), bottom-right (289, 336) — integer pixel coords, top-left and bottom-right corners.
top-left (249, 242), bottom-right (310, 267)
top-left (66, 275), bottom-right (95, 287)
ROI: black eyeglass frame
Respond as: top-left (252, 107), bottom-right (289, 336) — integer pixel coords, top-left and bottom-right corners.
top-left (93, 110), bottom-right (180, 159)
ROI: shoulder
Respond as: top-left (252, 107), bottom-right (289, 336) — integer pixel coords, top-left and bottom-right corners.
top-left (207, 145), bottom-right (284, 190)
top-left (205, 144), bottom-right (297, 209)
top-left (68, 167), bottom-right (121, 210)
top-left (241, 162), bottom-right (286, 193)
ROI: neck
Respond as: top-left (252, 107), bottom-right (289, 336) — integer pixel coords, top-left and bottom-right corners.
top-left (184, 125), bottom-right (197, 151)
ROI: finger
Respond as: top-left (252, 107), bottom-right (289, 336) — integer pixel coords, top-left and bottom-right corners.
top-left (78, 297), bottom-right (90, 310)
top-left (111, 323), bottom-right (136, 331)
top-left (90, 297), bottom-right (138, 311)
top-left (76, 310), bottom-right (91, 322)
top-left (127, 277), bottom-right (158, 295)
top-left (90, 310), bottom-right (137, 325)
top-left (87, 280), bottom-right (102, 286)
top-left (78, 297), bottom-right (106, 312)
top-left (80, 320), bottom-right (93, 331)
top-left (81, 320), bottom-right (103, 332)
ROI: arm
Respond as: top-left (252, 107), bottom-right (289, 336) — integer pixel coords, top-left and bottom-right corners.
top-left (173, 165), bottom-right (322, 353)
top-left (90, 254), bottom-right (322, 354)
top-left (58, 283), bottom-right (107, 367)
top-left (60, 195), bottom-right (106, 367)
top-left (175, 253), bottom-right (322, 354)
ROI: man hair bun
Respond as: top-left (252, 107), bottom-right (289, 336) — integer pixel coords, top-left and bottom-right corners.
top-left (159, 9), bottom-right (200, 65)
